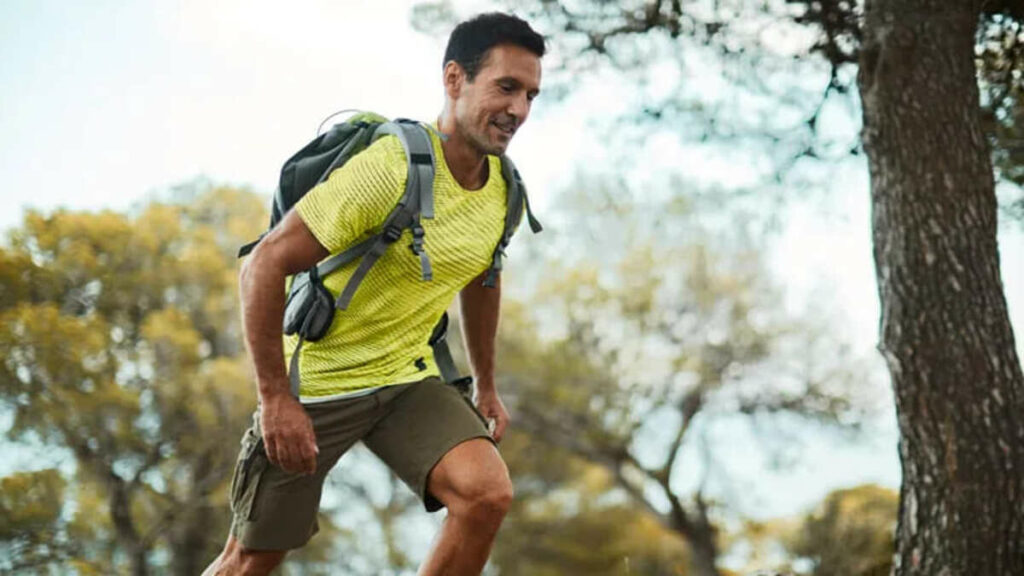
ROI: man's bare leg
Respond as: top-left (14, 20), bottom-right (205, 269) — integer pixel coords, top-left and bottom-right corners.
top-left (417, 438), bottom-right (513, 576)
top-left (201, 535), bottom-right (287, 576)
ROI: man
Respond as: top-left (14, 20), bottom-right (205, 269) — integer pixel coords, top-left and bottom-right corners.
top-left (203, 12), bottom-right (545, 576)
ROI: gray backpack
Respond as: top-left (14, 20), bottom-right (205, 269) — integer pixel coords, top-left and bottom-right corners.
top-left (239, 112), bottom-right (542, 396)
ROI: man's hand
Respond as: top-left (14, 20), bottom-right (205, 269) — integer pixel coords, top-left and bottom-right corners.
top-left (475, 384), bottom-right (510, 443)
top-left (260, 391), bottom-right (318, 475)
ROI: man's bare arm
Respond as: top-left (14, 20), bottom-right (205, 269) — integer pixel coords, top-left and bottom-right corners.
top-left (459, 272), bottom-right (509, 441)
top-left (239, 209), bottom-right (328, 474)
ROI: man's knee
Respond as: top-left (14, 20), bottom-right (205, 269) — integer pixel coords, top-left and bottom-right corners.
top-left (430, 438), bottom-right (514, 525)
top-left (451, 472), bottom-right (514, 525)
top-left (480, 477), bottom-right (514, 517)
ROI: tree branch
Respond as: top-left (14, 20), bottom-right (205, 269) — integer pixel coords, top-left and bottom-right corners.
top-left (611, 462), bottom-right (672, 524)
top-left (659, 383), bottom-right (707, 483)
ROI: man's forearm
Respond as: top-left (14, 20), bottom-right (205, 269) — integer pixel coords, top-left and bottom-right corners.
top-left (239, 251), bottom-right (291, 400)
top-left (459, 274), bottom-right (501, 391)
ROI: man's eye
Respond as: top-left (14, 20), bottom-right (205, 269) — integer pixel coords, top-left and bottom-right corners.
top-left (499, 84), bottom-right (514, 93)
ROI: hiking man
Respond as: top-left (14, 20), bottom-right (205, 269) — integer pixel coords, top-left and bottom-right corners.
top-left (203, 12), bottom-right (545, 576)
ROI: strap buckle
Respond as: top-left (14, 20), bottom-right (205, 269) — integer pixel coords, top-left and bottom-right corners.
top-left (409, 224), bottom-right (426, 255)
top-left (451, 376), bottom-right (474, 396)
top-left (383, 224), bottom-right (403, 242)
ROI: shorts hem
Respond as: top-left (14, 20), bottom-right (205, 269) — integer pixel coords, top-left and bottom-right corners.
top-left (231, 518), bottom-right (318, 551)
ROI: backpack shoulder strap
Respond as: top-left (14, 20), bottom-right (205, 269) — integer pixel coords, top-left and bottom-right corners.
top-left (483, 155), bottom-right (543, 287)
top-left (329, 120), bottom-right (438, 310)
top-left (375, 120), bottom-right (438, 219)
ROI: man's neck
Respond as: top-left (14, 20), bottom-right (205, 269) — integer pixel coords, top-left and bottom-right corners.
top-left (437, 114), bottom-right (489, 191)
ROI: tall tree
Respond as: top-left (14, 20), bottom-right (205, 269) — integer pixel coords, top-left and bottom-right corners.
top-left (858, 1), bottom-right (1024, 573)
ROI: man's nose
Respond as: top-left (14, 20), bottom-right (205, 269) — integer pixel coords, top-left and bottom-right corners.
top-left (507, 94), bottom-right (529, 124)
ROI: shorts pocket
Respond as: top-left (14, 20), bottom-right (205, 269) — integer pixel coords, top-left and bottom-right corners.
top-left (229, 429), bottom-right (269, 521)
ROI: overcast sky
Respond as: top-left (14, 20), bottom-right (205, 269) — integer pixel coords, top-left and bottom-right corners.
top-left (0, 0), bottom-right (616, 228)
top-left (3, 0), bottom-right (1023, 522)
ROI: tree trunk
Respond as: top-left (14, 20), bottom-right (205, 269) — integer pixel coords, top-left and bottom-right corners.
top-left (858, 1), bottom-right (1024, 575)
top-left (108, 478), bottom-right (149, 576)
top-left (172, 505), bottom-right (209, 576)
top-left (666, 493), bottom-right (721, 576)
top-left (170, 454), bottom-right (222, 576)
top-left (686, 518), bottom-right (720, 576)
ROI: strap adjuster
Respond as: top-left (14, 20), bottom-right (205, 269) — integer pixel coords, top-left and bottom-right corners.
top-left (409, 224), bottom-right (426, 255)
top-left (451, 376), bottom-right (473, 396)
top-left (383, 224), bottom-right (403, 242)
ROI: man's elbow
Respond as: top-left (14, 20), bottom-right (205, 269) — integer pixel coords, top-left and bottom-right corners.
top-left (238, 243), bottom-right (278, 300)
top-left (238, 253), bottom-right (258, 310)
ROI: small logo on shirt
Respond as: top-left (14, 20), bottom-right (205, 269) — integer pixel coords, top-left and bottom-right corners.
top-left (415, 357), bottom-right (427, 371)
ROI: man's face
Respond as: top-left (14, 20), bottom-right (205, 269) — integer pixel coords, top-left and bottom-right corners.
top-left (451, 44), bottom-right (542, 156)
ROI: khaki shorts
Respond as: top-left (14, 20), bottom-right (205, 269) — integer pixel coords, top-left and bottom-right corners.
top-left (228, 376), bottom-right (493, 550)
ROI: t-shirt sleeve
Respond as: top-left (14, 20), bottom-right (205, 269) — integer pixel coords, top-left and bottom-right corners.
top-left (295, 135), bottom-right (408, 254)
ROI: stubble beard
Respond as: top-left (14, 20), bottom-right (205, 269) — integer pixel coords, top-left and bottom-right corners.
top-left (457, 116), bottom-right (508, 157)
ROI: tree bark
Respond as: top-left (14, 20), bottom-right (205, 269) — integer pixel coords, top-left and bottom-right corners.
top-left (858, 1), bottom-right (1024, 574)
top-left (664, 487), bottom-right (720, 576)
top-left (683, 511), bottom-right (720, 576)
top-left (108, 477), bottom-right (149, 576)
top-left (169, 452), bottom-right (223, 576)
top-left (171, 503), bottom-right (211, 576)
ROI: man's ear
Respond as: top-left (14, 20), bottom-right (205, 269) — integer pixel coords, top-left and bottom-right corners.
top-left (443, 61), bottom-right (465, 100)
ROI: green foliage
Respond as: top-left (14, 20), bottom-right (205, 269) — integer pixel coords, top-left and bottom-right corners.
top-left (0, 469), bottom-right (66, 540)
top-left (786, 484), bottom-right (897, 576)
top-left (977, 15), bottom-right (1024, 224)
top-left (497, 433), bottom-right (691, 575)
top-left (0, 185), bottom-right (276, 573)
top-left (0, 469), bottom-right (69, 573)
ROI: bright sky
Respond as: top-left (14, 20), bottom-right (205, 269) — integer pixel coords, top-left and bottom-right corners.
top-left (0, 0), bottom-right (596, 228)
top-left (2, 0), bottom-right (1023, 527)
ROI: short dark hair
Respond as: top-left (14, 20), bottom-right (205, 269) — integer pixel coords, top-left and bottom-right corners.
top-left (443, 12), bottom-right (546, 82)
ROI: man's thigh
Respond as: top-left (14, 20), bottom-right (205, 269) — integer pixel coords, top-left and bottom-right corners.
top-left (363, 376), bottom-right (496, 511)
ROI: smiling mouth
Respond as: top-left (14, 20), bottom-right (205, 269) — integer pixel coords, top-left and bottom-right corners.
top-left (492, 121), bottom-right (516, 137)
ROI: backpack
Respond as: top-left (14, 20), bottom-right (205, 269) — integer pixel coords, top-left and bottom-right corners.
top-left (238, 111), bottom-right (542, 397)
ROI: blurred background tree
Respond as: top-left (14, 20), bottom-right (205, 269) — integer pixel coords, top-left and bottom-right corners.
top-left (0, 185), bottom-right (346, 575)
top-left (0, 182), bottom-right (882, 576)
top-left (477, 183), bottom-right (870, 576)
top-left (785, 483), bottom-right (897, 576)
top-left (0, 469), bottom-right (80, 573)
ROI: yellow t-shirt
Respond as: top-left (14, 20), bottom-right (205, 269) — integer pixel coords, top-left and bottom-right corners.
top-left (288, 127), bottom-right (507, 400)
